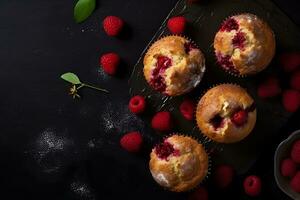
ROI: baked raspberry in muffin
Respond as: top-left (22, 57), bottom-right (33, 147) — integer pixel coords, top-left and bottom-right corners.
top-left (196, 84), bottom-right (256, 143)
top-left (214, 13), bottom-right (275, 75)
top-left (143, 36), bottom-right (205, 96)
top-left (149, 135), bottom-right (209, 192)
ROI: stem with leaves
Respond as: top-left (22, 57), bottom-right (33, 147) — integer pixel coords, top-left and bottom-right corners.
top-left (61, 72), bottom-right (109, 99)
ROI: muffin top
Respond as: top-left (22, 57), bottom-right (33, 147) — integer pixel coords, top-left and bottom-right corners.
top-left (214, 13), bottom-right (275, 75)
top-left (149, 135), bottom-right (209, 192)
top-left (196, 84), bottom-right (257, 143)
top-left (144, 36), bottom-right (205, 96)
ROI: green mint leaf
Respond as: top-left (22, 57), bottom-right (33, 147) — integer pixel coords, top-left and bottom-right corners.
top-left (74, 0), bottom-right (96, 23)
top-left (61, 72), bottom-right (81, 84)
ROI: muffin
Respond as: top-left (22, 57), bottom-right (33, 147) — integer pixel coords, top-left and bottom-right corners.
top-left (214, 13), bottom-right (275, 75)
top-left (196, 84), bottom-right (256, 143)
top-left (149, 135), bottom-right (209, 192)
top-left (143, 36), bottom-right (205, 96)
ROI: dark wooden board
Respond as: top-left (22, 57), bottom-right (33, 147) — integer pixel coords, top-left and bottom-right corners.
top-left (129, 0), bottom-right (300, 174)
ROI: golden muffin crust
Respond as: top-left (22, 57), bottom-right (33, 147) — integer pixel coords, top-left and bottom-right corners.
top-left (143, 36), bottom-right (205, 96)
top-left (214, 13), bottom-right (275, 75)
top-left (196, 84), bottom-right (257, 143)
top-left (149, 135), bottom-right (208, 192)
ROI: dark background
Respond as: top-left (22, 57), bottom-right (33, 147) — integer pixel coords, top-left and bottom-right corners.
top-left (0, 0), bottom-right (299, 199)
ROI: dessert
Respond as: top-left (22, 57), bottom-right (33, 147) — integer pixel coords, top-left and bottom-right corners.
top-left (214, 13), bottom-right (275, 75)
top-left (196, 84), bottom-right (256, 143)
top-left (149, 135), bottom-right (209, 192)
top-left (143, 36), bottom-right (205, 96)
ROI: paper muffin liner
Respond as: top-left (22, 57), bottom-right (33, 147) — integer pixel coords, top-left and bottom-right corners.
top-left (143, 34), bottom-right (206, 97)
top-left (195, 83), bottom-right (257, 144)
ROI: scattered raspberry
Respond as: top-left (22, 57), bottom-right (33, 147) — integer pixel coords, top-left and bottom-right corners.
top-left (281, 158), bottom-right (297, 178)
top-left (279, 52), bottom-right (300, 72)
top-left (231, 110), bottom-right (248, 126)
top-left (129, 95), bottom-right (146, 114)
top-left (103, 16), bottom-right (124, 36)
top-left (243, 175), bottom-right (262, 197)
top-left (120, 131), bottom-right (143, 153)
top-left (188, 186), bottom-right (208, 200)
top-left (180, 99), bottom-right (195, 121)
top-left (258, 77), bottom-right (281, 98)
top-left (167, 16), bottom-right (186, 34)
top-left (220, 18), bottom-right (239, 32)
top-left (282, 89), bottom-right (300, 112)
top-left (100, 52), bottom-right (120, 75)
top-left (290, 171), bottom-right (300, 193)
top-left (291, 140), bottom-right (300, 163)
top-left (232, 31), bottom-right (246, 49)
top-left (214, 164), bottom-right (234, 189)
top-left (290, 70), bottom-right (300, 91)
top-left (151, 111), bottom-right (172, 131)
top-left (154, 141), bottom-right (178, 160)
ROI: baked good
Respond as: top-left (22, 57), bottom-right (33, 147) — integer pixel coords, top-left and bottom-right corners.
top-left (196, 84), bottom-right (256, 143)
top-left (143, 36), bottom-right (205, 96)
top-left (149, 135), bottom-right (208, 192)
top-left (214, 13), bottom-right (275, 75)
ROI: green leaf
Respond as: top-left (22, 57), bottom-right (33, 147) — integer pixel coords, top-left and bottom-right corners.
top-left (61, 72), bottom-right (81, 84)
top-left (74, 0), bottom-right (96, 23)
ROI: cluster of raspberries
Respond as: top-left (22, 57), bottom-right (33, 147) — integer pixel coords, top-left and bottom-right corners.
top-left (280, 140), bottom-right (300, 193)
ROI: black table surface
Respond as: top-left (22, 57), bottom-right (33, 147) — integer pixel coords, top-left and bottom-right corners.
top-left (0, 0), bottom-right (299, 199)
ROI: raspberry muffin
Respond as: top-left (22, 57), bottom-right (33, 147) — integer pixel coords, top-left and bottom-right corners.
top-left (149, 135), bottom-right (209, 192)
top-left (144, 36), bottom-right (205, 96)
top-left (196, 84), bottom-right (256, 143)
top-left (214, 13), bottom-right (275, 75)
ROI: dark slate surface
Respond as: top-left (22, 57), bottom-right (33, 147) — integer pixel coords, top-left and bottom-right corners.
top-left (0, 0), bottom-right (299, 199)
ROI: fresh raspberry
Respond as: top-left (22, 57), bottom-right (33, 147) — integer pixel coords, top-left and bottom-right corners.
top-left (279, 52), bottom-right (300, 72)
top-left (290, 70), bottom-right (300, 91)
top-left (100, 53), bottom-right (120, 75)
top-left (231, 110), bottom-right (248, 126)
top-left (281, 158), bottom-right (297, 178)
top-left (290, 171), bottom-right (300, 193)
top-left (282, 89), bottom-right (300, 112)
top-left (167, 16), bottom-right (186, 34)
top-left (151, 111), bottom-right (172, 131)
top-left (258, 77), bottom-right (281, 98)
top-left (291, 140), bottom-right (300, 163)
top-left (220, 18), bottom-right (239, 32)
top-left (243, 175), bottom-right (262, 197)
top-left (103, 16), bottom-right (124, 36)
top-left (188, 186), bottom-right (208, 200)
top-left (120, 131), bottom-right (143, 153)
top-left (214, 164), bottom-right (235, 189)
top-left (180, 99), bottom-right (195, 121)
top-left (129, 95), bottom-right (146, 114)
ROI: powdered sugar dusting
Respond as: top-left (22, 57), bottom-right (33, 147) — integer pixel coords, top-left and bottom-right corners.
top-left (100, 102), bottom-right (145, 134)
top-left (70, 181), bottom-right (96, 200)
